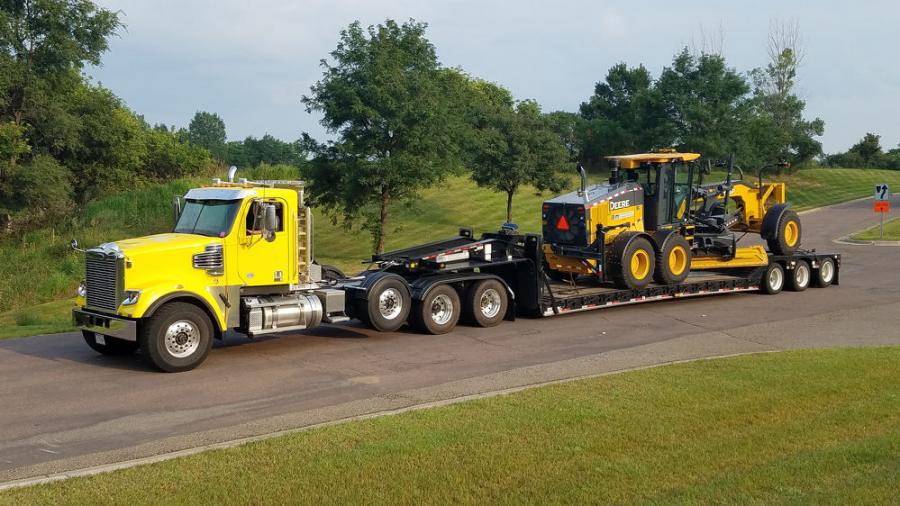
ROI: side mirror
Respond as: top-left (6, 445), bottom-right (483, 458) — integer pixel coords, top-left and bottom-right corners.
top-left (173, 195), bottom-right (184, 223)
top-left (264, 204), bottom-right (278, 241)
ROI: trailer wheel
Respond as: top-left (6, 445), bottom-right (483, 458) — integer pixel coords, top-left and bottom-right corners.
top-left (412, 284), bottom-right (461, 335)
top-left (786, 260), bottom-right (811, 292)
top-left (359, 275), bottom-right (410, 332)
top-left (611, 236), bottom-right (655, 290)
top-left (814, 257), bottom-right (836, 287)
top-left (465, 279), bottom-right (508, 328)
top-left (82, 330), bottom-right (139, 356)
top-left (766, 209), bottom-right (802, 255)
top-left (139, 302), bottom-right (213, 373)
top-left (653, 234), bottom-right (692, 285)
top-left (761, 262), bottom-right (785, 295)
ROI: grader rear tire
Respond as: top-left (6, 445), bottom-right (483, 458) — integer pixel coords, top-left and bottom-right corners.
top-left (653, 234), bottom-right (692, 285)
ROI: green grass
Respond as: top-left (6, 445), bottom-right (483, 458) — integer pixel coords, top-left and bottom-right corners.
top-left (0, 299), bottom-right (76, 339)
top-left (850, 216), bottom-right (900, 241)
top-left (2, 166), bottom-right (899, 338)
top-left (3, 347), bottom-right (897, 504)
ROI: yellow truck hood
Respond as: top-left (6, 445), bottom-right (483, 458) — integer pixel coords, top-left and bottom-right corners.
top-left (101, 233), bottom-right (224, 292)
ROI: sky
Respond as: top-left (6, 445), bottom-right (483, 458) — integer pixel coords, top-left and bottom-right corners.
top-left (89, 0), bottom-right (900, 154)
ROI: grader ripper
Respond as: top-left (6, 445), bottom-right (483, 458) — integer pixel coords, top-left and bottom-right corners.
top-left (542, 151), bottom-right (802, 289)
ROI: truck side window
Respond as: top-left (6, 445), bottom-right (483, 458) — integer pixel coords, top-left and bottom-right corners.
top-left (246, 201), bottom-right (285, 234)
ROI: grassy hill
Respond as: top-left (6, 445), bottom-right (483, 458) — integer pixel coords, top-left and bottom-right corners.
top-left (1, 166), bottom-right (899, 338)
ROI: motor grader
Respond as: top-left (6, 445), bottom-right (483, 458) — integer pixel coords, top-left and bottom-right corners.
top-left (542, 151), bottom-right (803, 289)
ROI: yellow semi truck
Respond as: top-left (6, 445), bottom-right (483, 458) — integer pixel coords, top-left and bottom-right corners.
top-left (74, 157), bottom-right (840, 372)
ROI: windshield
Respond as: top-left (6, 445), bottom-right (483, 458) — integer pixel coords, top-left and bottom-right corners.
top-left (174, 199), bottom-right (241, 237)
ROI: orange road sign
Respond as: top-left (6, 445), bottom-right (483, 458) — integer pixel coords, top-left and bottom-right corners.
top-left (874, 201), bottom-right (890, 213)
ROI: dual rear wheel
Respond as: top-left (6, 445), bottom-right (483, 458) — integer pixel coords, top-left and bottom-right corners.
top-left (362, 276), bottom-right (508, 335)
top-left (760, 256), bottom-right (835, 294)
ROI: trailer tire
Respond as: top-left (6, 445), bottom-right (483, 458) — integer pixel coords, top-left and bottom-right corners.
top-left (761, 262), bottom-right (785, 295)
top-left (82, 330), bottom-right (139, 356)
top-left (653, 234), bottom-right (692, 285)
top-left (611, 235), bottom-right (655, 290)
top-left (765, 209), bottom-right (801, 255)
top-left (139, 302), bottom-right (213, 373)
top-left (814, 257), bottom-right (836, 287)
top-left (359, 275), bottom-right (410, 332)
top-left (412, 284), bottom-right (461, 335)
top-left (465, 279), bottom-right (508, 328)
top-left (786, 260), bottom-right (811, 292)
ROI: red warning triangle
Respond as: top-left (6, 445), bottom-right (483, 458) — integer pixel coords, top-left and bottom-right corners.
top-left (556, 214), bottom-right (570, 231)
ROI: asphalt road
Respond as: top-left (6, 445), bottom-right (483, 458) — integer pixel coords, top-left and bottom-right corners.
top-left (1, 197), bottom-right (899, 484)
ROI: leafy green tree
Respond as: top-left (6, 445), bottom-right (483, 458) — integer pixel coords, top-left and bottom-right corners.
top-left (9, 154), bottom-right (73, 220)
top-left (545, 111), bottom-right (584, 162)
top-left (656, 49), bottom-right (751, 161)
top-left (225, 134), bottom-right (306, 168)
top-left (0, 0), bottom-right (119, 125)
top-left (468, 83), bottom-right (569, 223)
top-left (746, 22), bottom-right (824, 166)
top-left (302, 19), bottom-right (464, 253)
top-left (187, 111), bottom-right (226, 157)
top-left (578, 63), bottom-right (671, 165)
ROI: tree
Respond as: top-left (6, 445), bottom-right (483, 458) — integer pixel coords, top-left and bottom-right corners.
top-left (0, 0), bottom-right (119, 126)
top-left (187, 111), bottom-right (226, 158)
top-left (747, 20), bottom-right (824, 166)
top-left (302, 19), bottom-right (464, 253)
top-left (469, 84), bottom-right (568, 223)
top-left (578, 63), bottom-right (671, 166)
top-left (656, 49), bottom-right (751, 162)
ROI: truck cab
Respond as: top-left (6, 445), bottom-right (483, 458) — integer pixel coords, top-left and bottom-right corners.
top-left (73, 177), bottom-right (347, 372)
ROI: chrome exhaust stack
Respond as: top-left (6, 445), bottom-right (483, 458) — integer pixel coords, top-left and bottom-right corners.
top-left (227, 165), bottom-right (238, 183)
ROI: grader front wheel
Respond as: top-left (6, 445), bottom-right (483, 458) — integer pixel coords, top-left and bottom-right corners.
top-left (765, 209), bottom-right (802, 255)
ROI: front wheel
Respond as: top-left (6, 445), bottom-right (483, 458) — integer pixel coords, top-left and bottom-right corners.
top-left (82, 330), bottom-right (139, 356)
top-left (139, 302), bottom-right (214, 373)
top-left (766, 210), bottom-right (802, 255)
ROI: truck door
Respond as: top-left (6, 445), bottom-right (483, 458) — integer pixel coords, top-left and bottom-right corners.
top-left (237, 198), bottom-right (293, 286)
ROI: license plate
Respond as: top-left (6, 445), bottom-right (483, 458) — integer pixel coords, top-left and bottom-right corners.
top-left (95, 334), bottom-right (106, 346)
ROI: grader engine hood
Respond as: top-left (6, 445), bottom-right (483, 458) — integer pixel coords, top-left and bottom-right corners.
top-left (542, 182), bottom-right (642, 246)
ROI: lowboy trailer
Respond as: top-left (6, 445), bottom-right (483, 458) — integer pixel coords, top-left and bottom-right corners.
top-left (337, 226), bottom-right (840, 335)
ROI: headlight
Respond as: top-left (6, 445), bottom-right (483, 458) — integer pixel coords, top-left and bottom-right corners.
top-left (121, 290), bottom-right (142, 306)
top-left (77, 281), bottom-right (86, 298)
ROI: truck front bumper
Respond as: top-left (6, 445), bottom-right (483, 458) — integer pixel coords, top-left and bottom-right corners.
top-left (73, 308), bottom-right (137, 342)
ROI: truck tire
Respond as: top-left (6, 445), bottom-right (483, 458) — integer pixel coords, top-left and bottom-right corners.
top-left (139, 302), bottom-right (214, 372)
top-left (760, 262), bottom-right (785, 295)
top-left (465, 279), bottom-right (508, 327)
top-left (412, 284), bottom-right (460, 335)
top-left (611, 236), bottom-right (655, 290)
top-left (786, 260), bottom-right (811, 292)
top-left (321, 265), bottom-right (346, 283)
top-left (766, 209), bottom-right (801, 255)
top-left (653, 234), bottom-right (692, 285)
top-left (358, 275), bottom-right (410, 332)
top-left (82, 330), bottom-right (139, 356)
top-left (814, 257), bottom-right (836, 287)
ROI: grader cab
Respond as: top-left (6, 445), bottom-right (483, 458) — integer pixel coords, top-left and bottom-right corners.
top-left (542, 151), bottom-right (802, 290)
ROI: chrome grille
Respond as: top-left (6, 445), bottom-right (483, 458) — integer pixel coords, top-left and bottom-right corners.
top-left (85, 252), bottom-right (123, 312)
top-left (193, 244), bottom-right (224, 276)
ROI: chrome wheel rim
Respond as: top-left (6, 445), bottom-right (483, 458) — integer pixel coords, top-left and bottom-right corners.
top-left (820, 261), bottom-right (834, 283)
top-left (165, 320), bottom-right (200, 358)
top-left (430, 294), bottom-right (454, 325)
top-left (480, 288), bottom-right (502, 318)
top-left (796, 264), bottom-right (810, 287)
top-left (379, 288), bottom-right (403, 320)
top-left (768, 267), bottom-right (783, 291)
